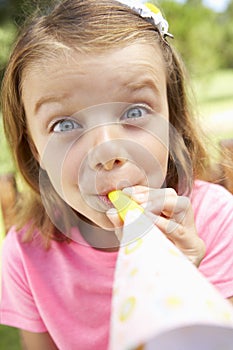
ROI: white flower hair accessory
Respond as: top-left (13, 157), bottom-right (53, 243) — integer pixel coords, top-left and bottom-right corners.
top-left (117, 0), bottom-right (173, 38)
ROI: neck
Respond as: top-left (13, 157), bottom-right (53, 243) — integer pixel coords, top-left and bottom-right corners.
top-left (78, 217), bottom-right (120, 252)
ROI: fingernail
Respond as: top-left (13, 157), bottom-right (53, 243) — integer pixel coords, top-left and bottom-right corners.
top-left (122, 187), bottom-right (133, 196)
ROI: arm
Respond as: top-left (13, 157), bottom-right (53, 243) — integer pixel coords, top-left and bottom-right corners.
top-left (20, 330), bottom-right (58, 350)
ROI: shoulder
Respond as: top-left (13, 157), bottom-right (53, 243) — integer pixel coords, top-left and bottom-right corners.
top-left (191, 179), bottom-right (233, 204)
top-left (190, 180), bottom-right (233, 270)
top-left (191, 181), bottom-right (233, 297)
top-left (1, 226), bottom-right (28, 261)
top-left (2, 225), bottom-right (44, 259)
top-left (190, 180), bottom-right (233, 237)
top-left (191, 180), bottom-right (233, 224)
top-left (1, 225), bottom-right (62, 279)
top-left (1, 226), bottom-right (43, 282)
top-left (0, 227), bottom-right (49, 332)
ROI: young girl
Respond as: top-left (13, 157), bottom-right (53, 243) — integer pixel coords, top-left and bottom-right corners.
top-left (1, 0), bottom-right (233, 349)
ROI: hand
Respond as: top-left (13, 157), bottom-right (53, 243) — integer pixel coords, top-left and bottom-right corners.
top-left (107, 186), bottom-right (205, 267)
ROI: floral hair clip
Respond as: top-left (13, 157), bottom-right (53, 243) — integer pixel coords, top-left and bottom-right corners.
top-left (117, 0), bottom-right (173, 39)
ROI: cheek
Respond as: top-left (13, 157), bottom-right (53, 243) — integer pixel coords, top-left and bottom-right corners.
top-left (146, 135), bottom-right (168, 165)
top-left (61, 147), bottom-right (84, 186)
top-left (137, 133), bottom-right (169, 187)
top-left (39, 136), bottom-right (86, 199)
top-left (136, 117), bottom-right (169, 174)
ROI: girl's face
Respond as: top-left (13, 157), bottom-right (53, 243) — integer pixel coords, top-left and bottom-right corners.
top-left (22, 43), bottom-right (169, 230)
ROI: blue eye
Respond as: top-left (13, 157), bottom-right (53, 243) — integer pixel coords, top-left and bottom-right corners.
top-left (121, 105), bottom-right (149, 122)
top-left (53, 119), bottom-right (81, 133)
top-left (126, 107), bottom-right (143, 119)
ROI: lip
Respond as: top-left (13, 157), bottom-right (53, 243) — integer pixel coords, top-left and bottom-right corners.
top-left (96, 183), bottom-right (136, 209)
top-left (96, 179), bottom-right (141, 197)
top-left (98, 194), bottom-right (115, 208)
top-left (97, 187), bottom-right (117, 196)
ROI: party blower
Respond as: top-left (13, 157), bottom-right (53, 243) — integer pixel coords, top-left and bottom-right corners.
top-left (107, 190), bottom-right (233, 350)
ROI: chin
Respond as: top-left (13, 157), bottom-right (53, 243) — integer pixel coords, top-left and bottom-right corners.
top-left (93, 215), bottom-right (115, 231)
top-left (78, 210), bottom-right (114, 230)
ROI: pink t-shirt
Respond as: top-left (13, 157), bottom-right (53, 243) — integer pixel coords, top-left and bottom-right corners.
top-left (0, 229), bottom-right (118, 349)
top-left (191, 180), bottom-right (233, 297)
top-left (1, 180), bottom-right (233, 349)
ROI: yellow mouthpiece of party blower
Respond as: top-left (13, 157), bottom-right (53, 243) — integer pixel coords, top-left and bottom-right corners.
top-left (108, 190), bottom-right (144, 222)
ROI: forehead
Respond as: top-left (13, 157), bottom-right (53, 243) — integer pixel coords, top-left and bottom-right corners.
top-left (22, 42), bottom-right (166, 108)
top-left (23, 41), bottom-right (165, 79)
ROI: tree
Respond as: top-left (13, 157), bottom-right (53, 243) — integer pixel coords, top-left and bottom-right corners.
top-left (218, 0), bottom-right (233, 68)
top-left (0, 0), bottom-right (52, 81)
top-left (158, 0), bottom-right (224, 75)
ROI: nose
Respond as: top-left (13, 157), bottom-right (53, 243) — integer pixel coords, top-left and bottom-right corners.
top-left (101, 158), bottom-right (126, 171)
top-left (88, 125), bottom-right (128, 171)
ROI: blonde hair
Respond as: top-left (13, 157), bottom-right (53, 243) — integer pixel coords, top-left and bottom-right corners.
top-left (1, 0), bottom-right (210, 243)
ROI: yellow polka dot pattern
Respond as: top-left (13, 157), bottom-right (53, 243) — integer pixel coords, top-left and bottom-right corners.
top-left (109, 209), bottom-right (233, 350)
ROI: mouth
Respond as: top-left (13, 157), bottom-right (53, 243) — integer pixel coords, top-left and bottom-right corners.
top-left (97, 194), bottom-right (115, 208)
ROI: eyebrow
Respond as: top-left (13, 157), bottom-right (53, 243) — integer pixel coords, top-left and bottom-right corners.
top-left (123, 76), bottom-right (161, 96)
top-left (34, 75), bottom-right (161, 115)
top-left (34, 93), bottom-right (70, 115)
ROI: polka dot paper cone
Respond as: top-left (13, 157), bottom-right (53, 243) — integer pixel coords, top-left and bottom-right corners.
top-left (109, 209), bottom-right (233, 350)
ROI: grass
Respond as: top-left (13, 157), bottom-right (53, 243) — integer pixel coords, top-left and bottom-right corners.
top-left (194, 69), bottom-right (233, 105)
top-left (193, 69), bottom-right (233, 142)
top-left (0, 326), bottom-right (21, 350)
top-left (0, 69), bottom-right (233, 347)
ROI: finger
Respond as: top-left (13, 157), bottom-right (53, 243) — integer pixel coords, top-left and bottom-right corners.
top-left (162, 196), bottom-right (191, 222)
top-left (122, 185), bottom-right (149, 195)
top-left (155, 214), bottom-right (205, 266)
top-left (122, 185), bottom-right (150, 203)
top-left (147, 212), bottom-right (198, 249)
top-left (146, 211), bottom-right (196, 246)
top-left (146, 213), bottom-right (205, 267)
top-left (123, 186), bottom-right (174, 206)
top-left (122, 187), bottom-right (190, 224)
top-left (146, 194), bottom-right (191, 223)
top-left (146, 212), bottom-right (181, 237)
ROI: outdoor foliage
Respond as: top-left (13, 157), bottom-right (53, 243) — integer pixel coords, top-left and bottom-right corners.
top-left (159, 0), bottom-right (233, 75)
top-left (0, 116), bottom-right (14, 173)
top-left (0, 21), bottom-right (16, 81)
top-left (0, 325), bottom-right (21, 350)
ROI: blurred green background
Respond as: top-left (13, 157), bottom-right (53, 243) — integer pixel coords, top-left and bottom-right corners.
top-left (0, 0), bottom-right (233, 349)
